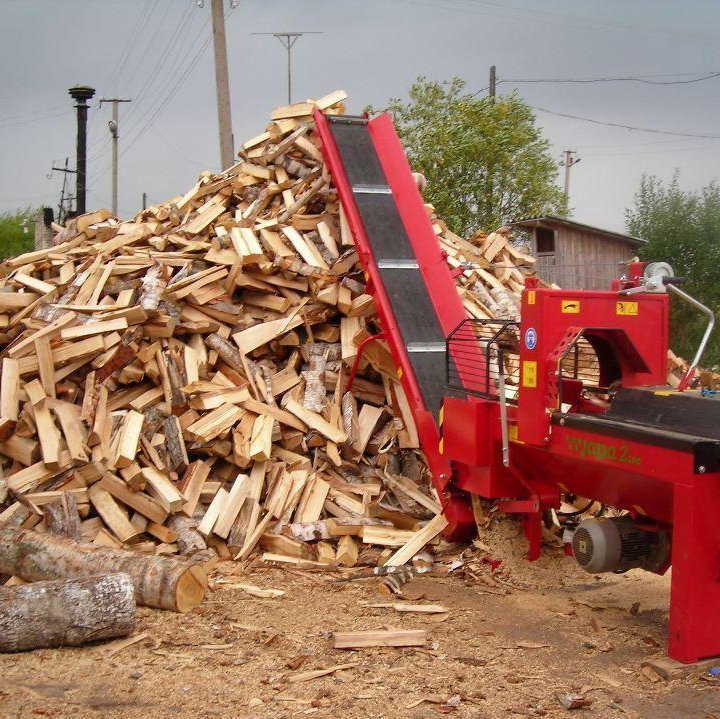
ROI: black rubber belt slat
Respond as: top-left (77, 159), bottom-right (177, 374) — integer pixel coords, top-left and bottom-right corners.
top-left (381, 268), bottom-right (447, 415)
top-left (326, 118), bottom-right (386, 187)
top-left (355, 195), bottom-right (416, 261)
top-left (327, 117), bottom-right (447, 416)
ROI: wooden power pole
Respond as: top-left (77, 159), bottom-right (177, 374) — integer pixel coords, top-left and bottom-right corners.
top-left (252, 31), bottom-right (323, 104)
top-left (561, 150), bottom-right (581, 199)
top-left (210, 0), bottom-right (234, 169)
top-left (489, 65), bottom-right (496, 102)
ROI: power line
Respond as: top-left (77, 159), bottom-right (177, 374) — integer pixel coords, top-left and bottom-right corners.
top-left (0, 105), bottom-right (67, 123)
top-left (149, 125), bottom-right (208, 169)
top-left (103, 0), bottom-right (157, 93)
top-left (119, 2), bottom-right (192, 127)
top-left (110, 0), bottom-right (164, 94)
top-left (0, 110), bottom-right (71, 130)
top-left (529, 104), bottom-right (720, 139)
top-left (118, 14), bottom-right (215, 158)
top-left (105, 4), bottom-right (236, 172)
top-left (87, 2), bottom-right (195, 167)
top-left (498, 72), bottom-right (720, 86)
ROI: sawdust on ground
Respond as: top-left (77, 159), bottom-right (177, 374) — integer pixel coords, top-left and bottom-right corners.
top-left (1, 522), bottom-right (718, 719)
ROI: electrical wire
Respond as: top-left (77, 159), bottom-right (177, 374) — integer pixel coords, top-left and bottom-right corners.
top-left (0, 110), bottom-right (72, 130)
top-left (91, 2), bottom-right (230, 184)
top-left (119, 1), bottom-right (192, 126)
top-left (102, 0), bottom-right (158, 94)
top-left (148, 125), bottom-right (208, 170)
top-left (86, 2), bottom-right (194, 171)
top-left (118, 3), bottom-right (234, 161)
top-left (529, 105), bottom-right (720, 139)
top-left (498, 72), bottom-right (720, 86)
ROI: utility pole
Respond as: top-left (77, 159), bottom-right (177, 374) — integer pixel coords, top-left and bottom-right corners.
top-left (99, 97), bottom-right (132, 216)
top-left (47, 157), bottom-right (76, 224)
top-left (560, 150), bottom-right (581, 199)
top-left (489, 65), bottom-right (496, 102)
top-left (252, 31), bottom-right (323, 104)
top-left (197, 0), bottom-right (237, 170)
top-left (68, 85), bottom-right (95, 215)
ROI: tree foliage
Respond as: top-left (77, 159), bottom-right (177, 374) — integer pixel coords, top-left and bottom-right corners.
top-left (369, 77), bottom-right (567, 236)
top-left (0, 207), bottom-right (36, 260)
top-left (626, 174), bottom-right (720, 364)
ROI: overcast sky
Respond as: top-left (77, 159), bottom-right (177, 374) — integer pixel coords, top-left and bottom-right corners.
top-left (2, 0), bottom-right (720, 234)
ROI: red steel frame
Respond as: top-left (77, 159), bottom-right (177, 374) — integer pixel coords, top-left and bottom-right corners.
top-left (315, 109), bottom-right (717, 662)
top-left (443, 279), bottom-right (720, 663)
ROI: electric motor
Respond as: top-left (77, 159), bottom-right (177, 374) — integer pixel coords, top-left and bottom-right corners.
top-left (572, 516), bottom-right (669, 574)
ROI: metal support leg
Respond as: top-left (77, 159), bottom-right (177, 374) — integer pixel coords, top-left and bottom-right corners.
top-left (346, 333), bottom-right (386, 393)
top-left (669, 474), bottom-right (720, 662)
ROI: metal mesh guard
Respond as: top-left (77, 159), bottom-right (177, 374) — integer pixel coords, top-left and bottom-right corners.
top-left (446, 319), bottom-right (520, 400)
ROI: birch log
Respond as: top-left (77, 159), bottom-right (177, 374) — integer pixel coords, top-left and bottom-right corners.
top-left (0, 573), bottom-right (135, 652)
top-left (0, 528), bottom-right (207, 612)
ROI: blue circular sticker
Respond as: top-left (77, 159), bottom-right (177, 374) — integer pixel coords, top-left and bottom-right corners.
top-left (525, 327), bottom-right (537, 350)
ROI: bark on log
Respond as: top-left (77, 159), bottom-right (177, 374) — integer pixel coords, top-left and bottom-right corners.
top-left (0, 573), bottom-right (135, 652)
top-left (42, 494), bottom-right (81, 540)
top-left (166, 515), bottom-right (206, 555)
top-left (0, 528), bottom-right (207, 612)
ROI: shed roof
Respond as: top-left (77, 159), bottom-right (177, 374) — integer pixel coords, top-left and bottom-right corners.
top-left (510, 215), bottom-right (646, 248)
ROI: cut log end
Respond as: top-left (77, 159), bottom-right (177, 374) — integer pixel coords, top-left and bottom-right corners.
top-left (175, 564), bottom-right (208, 613)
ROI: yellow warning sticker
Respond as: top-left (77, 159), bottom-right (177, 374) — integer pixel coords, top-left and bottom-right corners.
top-left (561, 299), bottom-right (581, 314)
top-left (616, 301), bottom-right (638, 316)
top-left (396, 367), bottom-right (402, 379)
top-left (521, 360), bottom-right (537, 388)
top-left (527, 290), bottom-right (536, 305)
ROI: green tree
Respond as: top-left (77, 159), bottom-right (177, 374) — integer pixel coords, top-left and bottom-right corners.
top-left (369, 77), bottom-right (567, 236)
top-left (0, 207), bottom-right (36, 260)
top-left (626, 174), bottom-right (720, 364)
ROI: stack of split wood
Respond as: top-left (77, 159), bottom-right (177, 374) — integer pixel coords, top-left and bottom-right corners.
top-left (0, 90), bottom-right (548, 581)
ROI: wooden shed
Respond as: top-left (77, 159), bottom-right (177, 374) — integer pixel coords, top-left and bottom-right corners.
top-left (510, 215), bottom-right (645, 290)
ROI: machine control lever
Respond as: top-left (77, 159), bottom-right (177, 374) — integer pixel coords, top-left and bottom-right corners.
top-left (666, 283), bottom-right (716, 391)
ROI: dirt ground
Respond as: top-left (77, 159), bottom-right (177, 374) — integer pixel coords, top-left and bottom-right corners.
top-left (1, 521), bottom-right (719, 719)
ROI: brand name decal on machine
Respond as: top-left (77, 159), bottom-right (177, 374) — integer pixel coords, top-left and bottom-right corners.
top-left (564, 435), bottom-right (641, 466)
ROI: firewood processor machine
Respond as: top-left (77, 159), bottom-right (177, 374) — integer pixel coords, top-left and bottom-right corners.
top-left (314, 109), bottom-right (720, 664)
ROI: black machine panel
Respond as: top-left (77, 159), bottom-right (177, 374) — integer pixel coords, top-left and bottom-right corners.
top-left (327, 116), bottom-right (448, 416)
top-left (553, 387), bottom-right (720, 472)
top-left (607, 388), bottom-right (720, 441)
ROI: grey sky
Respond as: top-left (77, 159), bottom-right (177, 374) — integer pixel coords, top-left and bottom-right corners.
top-left (2, 0), bottom-right (720, 234)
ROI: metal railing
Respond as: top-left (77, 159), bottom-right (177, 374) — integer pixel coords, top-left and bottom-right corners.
top-left (446, 319), bottom-right (521, 401)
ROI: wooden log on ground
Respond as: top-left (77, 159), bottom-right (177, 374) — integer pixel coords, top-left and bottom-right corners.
top-left (167, 515), bottom-right (207, 555)
top-left (0, 527), bottom-right (207, 612)
top-left (0, 573), bottom-right (135, 652)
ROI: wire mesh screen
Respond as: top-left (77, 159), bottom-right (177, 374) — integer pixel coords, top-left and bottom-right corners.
top-left (532, 259), bottom-right (626, 290)
top-left (447, 320), bottom-right (602, 402)
top-left (446, 320), bottom-right (521, 401)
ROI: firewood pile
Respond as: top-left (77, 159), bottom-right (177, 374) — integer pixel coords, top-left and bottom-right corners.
top-left (0, 90), bottom-right (586, 587)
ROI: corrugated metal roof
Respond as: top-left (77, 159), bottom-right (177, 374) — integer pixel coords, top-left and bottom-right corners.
top-left (509, 215), bottom-right (646, 247)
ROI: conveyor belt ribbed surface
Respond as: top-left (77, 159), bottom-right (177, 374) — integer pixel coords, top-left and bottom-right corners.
top-left (327, 117), bottom-right (448, 416)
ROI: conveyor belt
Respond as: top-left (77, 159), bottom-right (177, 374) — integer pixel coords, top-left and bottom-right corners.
top-left (326, 116), bottom-right (448, 415)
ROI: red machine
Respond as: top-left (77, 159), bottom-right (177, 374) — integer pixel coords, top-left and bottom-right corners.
top-left (315, 110), bottom-right (720, 664)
